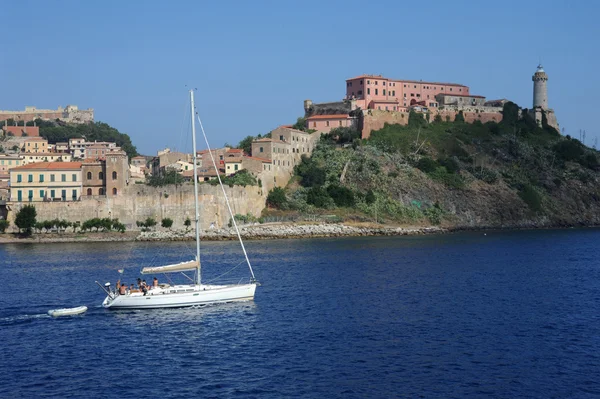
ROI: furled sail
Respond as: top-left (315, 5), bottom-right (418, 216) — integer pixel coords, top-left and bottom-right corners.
top-left (141, 260), bottom-right (199, 275)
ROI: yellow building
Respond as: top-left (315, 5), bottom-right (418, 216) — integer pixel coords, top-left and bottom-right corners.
top-left (224, 157), bottom-right (242, 175)
top-left (24, 137), bottom-right (49, 153)
top-left (9, 162), bottom-right (83, 202)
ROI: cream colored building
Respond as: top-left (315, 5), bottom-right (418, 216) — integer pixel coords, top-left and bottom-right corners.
top-left (24, 137), bottom-right (49, 153)
top-left (22, 152), bottom-right (73, 165)
top-left (0, 154), bottom-right (25, 173)
top-left (9, 162), bottom-right (83, 202)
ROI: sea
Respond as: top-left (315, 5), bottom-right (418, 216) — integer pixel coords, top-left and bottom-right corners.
top-left (0, 229), bottom-right (599, 398)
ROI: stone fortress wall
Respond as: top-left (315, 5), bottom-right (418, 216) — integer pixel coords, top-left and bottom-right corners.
top-left (0, 105), bottom-right (94, 124)
top-left (6, 183), bottom-right (266, 231)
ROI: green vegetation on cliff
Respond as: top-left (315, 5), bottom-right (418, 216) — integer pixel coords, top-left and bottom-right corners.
top-left (269, 103), bottom-right (600, 228)
top-left (32, 119), bottom-right (138, 160)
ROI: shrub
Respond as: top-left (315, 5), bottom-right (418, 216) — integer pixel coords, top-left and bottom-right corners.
top-left (365, 189), bottom-right (376, 205)
top-left (327, 184), bottom-right (355, 207)
top-left (266, 187), bottom-right (287, 209)
top-left (306, 186), bottom-right (333, 208)
top-left (184, 218), bottom-right (192, 229)
top-left (438, 157), bottom-right (460, 174)
top-left (416, 157), bottom-right (439, 173)
top-left (295, 155), bottom-right (326, 187)
top-left (434, 114), bottom-right (443, 123)
top-left (454, 110), bottom-right (465, 123)
top-left (147, 170), bottom-right (184, 187)
top-left (0, 219), bottom-right (9, 233)
top-left (423, 203), bottom-right (445, 225)
top-left (161, 218), bottom-right (173, 229)
top-left (429, 167), bottom-right (465, 189)
top-left (211, 169), bottom-right (257, 187)
top-left (553, 139), bottom-right (584, 162)
top-left (519, 184), bottom-right (543, 213)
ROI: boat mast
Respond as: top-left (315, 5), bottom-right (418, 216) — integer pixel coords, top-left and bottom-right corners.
top-left (190, 89), bottom-right (202, 285)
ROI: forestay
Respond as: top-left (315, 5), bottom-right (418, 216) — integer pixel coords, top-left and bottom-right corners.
top-left (141, 260), bottom-right (199, 275)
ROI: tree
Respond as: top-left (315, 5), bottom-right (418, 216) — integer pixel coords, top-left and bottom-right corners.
top-left (147, 170), bottom-right (184, 187)
top-left (292, 117), bottom-right (307, 132)
top-left (237, 135), bottom-right (255, 156)
top-left (454, 110), bottom-right (465, 123)
top-left (15, 205), bottom-right (37, 235)
top-left (11, 145), bottom-right (19, 152)
top-left (184, 217), bottom-right (191, 230)
top-left (434, 114), bottom-right (443, 123)
top-left (161, 218), bottom-right (173, 229)
top-left (266, 187), bottom-right (287, 209)
top-left (0, 219), bottom-right (9, 233)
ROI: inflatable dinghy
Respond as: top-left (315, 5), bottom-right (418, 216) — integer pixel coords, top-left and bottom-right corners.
top-left (48, 306), bottom-right (88, 317)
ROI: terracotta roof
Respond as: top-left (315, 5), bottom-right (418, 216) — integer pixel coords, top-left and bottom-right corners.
top-left (437, 93), bottom-right (485, 98)
top-left (306, 114), bottom-right (350, 120)
top-left (244, 156), bottom-right (271, 163)
top-left (254, 138), bottom-right (272, 142)
top-left (346, 75), bottom-right (468, 87)
top-left (226, 148), bottom-right (243, 153)
top-left (225, 157), bottom-right (242, 163)
top-left (280, 124), bottom-right (293, 128)
top-left (11, 162), bottom-right (82, 170)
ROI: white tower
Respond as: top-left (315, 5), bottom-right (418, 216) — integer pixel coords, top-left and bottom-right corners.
top-left (532, 64), bottom-right (548, 109)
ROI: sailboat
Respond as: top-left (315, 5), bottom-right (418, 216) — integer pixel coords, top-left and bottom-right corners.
top-left (98, 90), bottom-right (258, 309)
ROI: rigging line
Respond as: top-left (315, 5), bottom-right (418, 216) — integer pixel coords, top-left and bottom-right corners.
top-left (176, 96), bottom-right (190, 154)
top-left (204, 260), bottom-right (245, 284)
top-left (195, 112), bottom-right (256, 281)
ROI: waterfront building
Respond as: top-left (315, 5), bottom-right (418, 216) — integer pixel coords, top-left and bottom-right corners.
top-left (0, 154), bottom-right (25, 174)
top-left (9, 162), bottom-right (83, 202)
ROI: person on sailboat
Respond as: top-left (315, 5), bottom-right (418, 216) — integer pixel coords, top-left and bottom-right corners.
top-left (153, 277), bottom-right (159, 289)
top-left (119, 283), bottom-right (127, 295)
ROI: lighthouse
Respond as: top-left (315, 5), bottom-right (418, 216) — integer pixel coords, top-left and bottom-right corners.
top-left (532, 64), bottom-right (549, 109)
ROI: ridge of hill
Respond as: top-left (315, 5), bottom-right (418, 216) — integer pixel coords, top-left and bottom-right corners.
top-left (267, 103), bottom-right (600, 229)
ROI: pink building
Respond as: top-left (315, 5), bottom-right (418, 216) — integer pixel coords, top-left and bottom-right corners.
top-left (306, 114), bottom-right (355, 133)
top-left (345, 74), bottom-right (471, 110)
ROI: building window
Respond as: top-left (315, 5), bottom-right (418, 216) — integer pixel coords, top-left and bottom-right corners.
top-left (459, 88), bottom-right (462, 92)
top-left (72, 174), bottom-right (77, 182)
top-left (414, 85), bottom-right (417, 88)
top-left (383, 89), bottom-right (386, 96)
top-left (28, 190), bottom-right (33, 202)
top-left (326, 121), bottom-right (330, 127)
top-left (378, 106), bottom-right (381, 110)
top-left (234, 164), bottom-right (238, 171)
top-left (99, 172), bottom-right (104, 180)
top-left (313, 122), bottom-right (316, 127)
top-left (61, 190), bottom-right (66, 201)
top-left (360, 80), bottom-right (363, 85)
top-left (17, 174), bottom-right (22, 183)
top-left (393, 106), bottom-right (397, 111)
top-left (259, 147), bottom-right (263, 153)
top-left (339, 121), bottom-right (342, 126)
top-left (367, 88), bottom-right (370, 95)
top-left (28, 174), bottom-right (33, 183)
top-left (50, 190), bottom-right (55, 198)
top-left (450, 88), bottom-right (453, 91)
top-left (383, 82), bottom-right (386, 86)
top-left (99, 188), bottom-right (104, 195)
top-left (112, 171), bottom-right (117, 180)
top-left (72, 190), bottom-right (77, 201)
top-left (87, 188), bottom-right (92, 196)
top-left (40, 190), bottom-right (45, 199)
top-left (392, 91), bottom-right (395, 96)
top-left (375, 89), bottom-right (378, 95)
top-left (17, 190), bottom-right (22, 201)
top-left (385, 106), bottom-right (388, 110)
top-left (87, 171), bottom-right (92, 179)
top-left (280, 135), bottom-right (284, 141)
top-left (61, 174), bottom-right (66, 182)
top-left (367, 80), bottom-right (370, 84)
top-left (411, 93), bottom-right (414, 97)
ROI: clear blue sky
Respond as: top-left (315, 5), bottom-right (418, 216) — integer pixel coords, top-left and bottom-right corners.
top-left (1, 0), bottom-right (598, 155)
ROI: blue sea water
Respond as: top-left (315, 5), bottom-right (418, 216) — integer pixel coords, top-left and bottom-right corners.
top-left (0, 229), bottom-right (599, 398)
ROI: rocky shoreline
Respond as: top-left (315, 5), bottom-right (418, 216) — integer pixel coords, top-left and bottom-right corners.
top-left (0, 223), bottom-right (445, 244)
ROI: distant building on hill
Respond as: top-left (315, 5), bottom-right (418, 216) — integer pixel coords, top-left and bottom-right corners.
top-left (0, 105), bottom-right (93, 124)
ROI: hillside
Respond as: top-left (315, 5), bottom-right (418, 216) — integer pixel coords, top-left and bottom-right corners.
top-left (15, 119), bottom-right (138, 159)
top-left (267, 103), bottom-right (600, 229)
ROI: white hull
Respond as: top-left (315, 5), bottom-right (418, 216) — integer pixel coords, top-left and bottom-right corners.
top-left (102, 283), bottom-right (256, 309)
top-left (48, 306), bottom-right (88, 317)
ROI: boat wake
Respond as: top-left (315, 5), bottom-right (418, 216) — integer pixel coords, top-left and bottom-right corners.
top-left (0, 312), bottom-right (50, 326)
